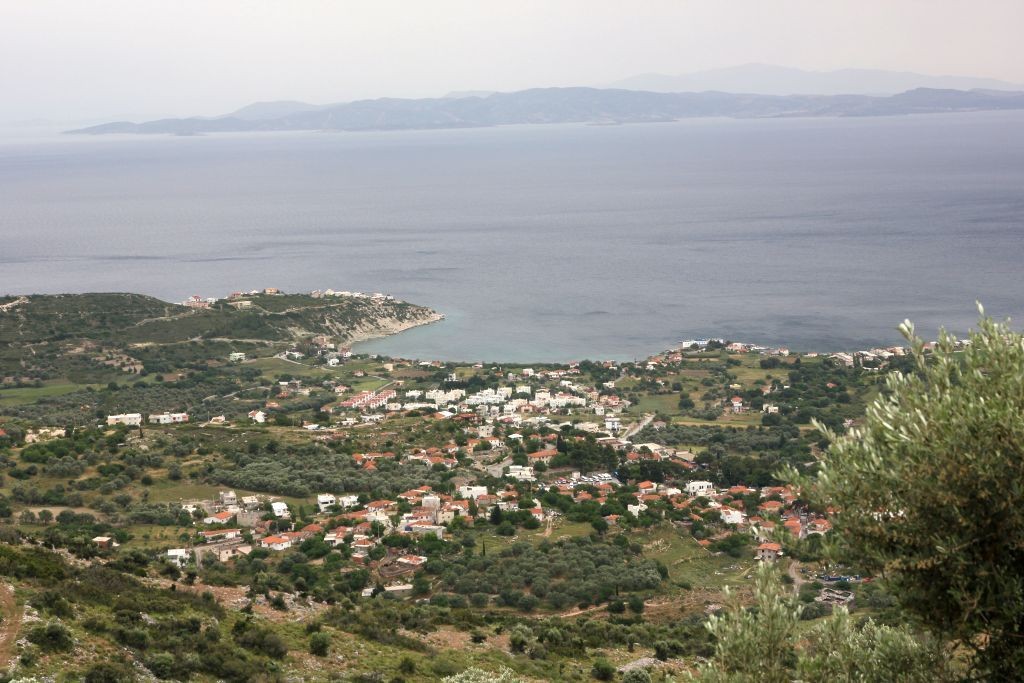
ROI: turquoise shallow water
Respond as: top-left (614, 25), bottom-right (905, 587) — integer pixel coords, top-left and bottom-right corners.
top-left (2, 112), bottom-right (1023, 361)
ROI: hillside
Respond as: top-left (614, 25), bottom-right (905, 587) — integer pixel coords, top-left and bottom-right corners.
top-left (0, 293), bottom-right (439, 345)
top-left (0, 292), bottom-right (441, 387)
top-left (67, 86), bottom-right (1024, 136)
top-left (0, 311), bottom-right (1006, 680)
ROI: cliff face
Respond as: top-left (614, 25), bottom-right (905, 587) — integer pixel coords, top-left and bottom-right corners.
top-left (280, 299), bottom-right (443, 343)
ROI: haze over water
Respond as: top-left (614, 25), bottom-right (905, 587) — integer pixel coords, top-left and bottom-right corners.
top-left (2, 111), bottom-right (1023, 362)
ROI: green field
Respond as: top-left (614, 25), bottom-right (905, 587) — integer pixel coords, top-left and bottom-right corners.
top-left (637, 525), bottom-right (753, 590)
top-left (0, 381), bottom-right (90, 407)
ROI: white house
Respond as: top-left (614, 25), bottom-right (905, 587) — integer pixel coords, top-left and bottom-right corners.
top-left (148, 412), bottom-right (189, 425)
top-left (166, 548), bottom-right (191, 567)
top-left (248, 410), bottom-right (266, 424)
top-left (457, 486), bottom-right (489, 500)
top-left (317, 494), bottom-right (336, 513)
top-left (686, 480), bottom-right (714, 497)
top-left (720, 507), bottom-right (746, 525)
top-left (261, 535), bottom-right (292, 551)
top-left (107, 413), bottom-right (142, 427)
top-left (203, 511), bottom-right (234, 525)
top-left (627, 501), bottom-right (648, 517)
top-left (334, 494), bottom-right (359, 509)
top-left (271, 501), bottom-right (290, 519)
top-left (507, 465), bottom-right (535, 482)
top-left (228, 352), bottom-right (246, 362)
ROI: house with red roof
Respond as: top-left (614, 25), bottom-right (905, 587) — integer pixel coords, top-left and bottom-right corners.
top-left (527, 449), bottom-right (558, 465)
top-left (203, 511), bottom-right (234, 525)
top-left (261, 535), bottom-right (292, 551)
top-left (755, 542), bottom-right (782, 561)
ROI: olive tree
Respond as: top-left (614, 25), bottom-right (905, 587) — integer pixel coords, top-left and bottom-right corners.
top-left (693, 565), bottom-right (954, 683)
top-left (789, 310), bottom-right (1024, 678)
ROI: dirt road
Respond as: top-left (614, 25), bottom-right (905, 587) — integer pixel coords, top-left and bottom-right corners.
top-left (0, 583), bottom-right (22, 666)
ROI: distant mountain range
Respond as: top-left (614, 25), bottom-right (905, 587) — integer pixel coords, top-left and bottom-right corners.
top-left (68, 86), bottom-right (1024, 136)
top-left (607, 63), bottom-right (1024, 96)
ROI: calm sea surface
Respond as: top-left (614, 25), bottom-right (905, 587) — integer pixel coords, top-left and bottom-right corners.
top-left (2, 112), bottom-right (1023, 361)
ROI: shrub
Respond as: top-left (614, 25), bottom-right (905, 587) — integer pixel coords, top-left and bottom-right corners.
top-left (83, 661), bottom-right (135, 683)
top-left (309, 632), bottom-right (331, 657)
top-left (623, 670), bottom-right (652, 683)
top-left (591, 658), bottom-right (616, 680)
top-left (27, 621), bottom-right (73, 651)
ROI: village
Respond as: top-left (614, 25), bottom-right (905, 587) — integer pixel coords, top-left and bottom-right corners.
top-left (0, 302), bottom-right (922, 680)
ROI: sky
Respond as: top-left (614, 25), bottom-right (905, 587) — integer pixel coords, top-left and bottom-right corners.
top-left (2, 0), bottom-right (1023, 123)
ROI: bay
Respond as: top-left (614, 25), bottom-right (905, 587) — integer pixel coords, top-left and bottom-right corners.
top-left (1, 112), bottom-right (1022, 361)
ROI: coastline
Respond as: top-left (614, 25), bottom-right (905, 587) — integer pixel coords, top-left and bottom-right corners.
top-left (343, 310), bottom-right (446, 345)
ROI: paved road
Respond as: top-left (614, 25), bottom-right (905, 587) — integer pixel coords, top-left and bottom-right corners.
top-left (486, 456), bottom-right (513, 478)
top-left (623, 412), bottom-right (655, 439)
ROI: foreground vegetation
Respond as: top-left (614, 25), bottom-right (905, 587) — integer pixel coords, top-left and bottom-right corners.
top-left (0, 294), bottom-right (1017, 681)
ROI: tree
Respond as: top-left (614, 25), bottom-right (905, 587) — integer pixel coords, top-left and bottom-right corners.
top-left (591, 658), bottom-right (615, 681)
top-left (489, 506), bottom-right (504, 525)
top-left (694, 565), bottom-right (954, 683)
top-left (789, 312), bottom-right (1024, 678)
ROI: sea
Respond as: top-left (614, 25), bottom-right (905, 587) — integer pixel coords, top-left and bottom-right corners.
top-left (2, 111), bottom-right (1023, 362)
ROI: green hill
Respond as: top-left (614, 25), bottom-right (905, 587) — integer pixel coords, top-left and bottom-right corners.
top-left (0, 292), bottom-right (440, 385)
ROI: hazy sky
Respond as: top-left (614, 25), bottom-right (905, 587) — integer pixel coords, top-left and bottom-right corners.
top-left (3, 0), bottom-right (1023, 122)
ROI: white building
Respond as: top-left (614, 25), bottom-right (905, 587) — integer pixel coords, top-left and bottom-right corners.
top-left (148, 412), bottom-right (189, 425)
top-left (317, 494), bottom-right (337, 513)
top-left (507, 465), bottom-right (535, 481)
top-left (261, 535), bottom-right (292, 551)
top-left (458, 486), bottom-right (489, 500)
top-left (228, 352), bottom-right (246, 362)
top-left (720, 508), bottom-right (746, 525)
top-left (166, 548), bottom-right (191, 568)
top-left (686, 480), bottom-right (715, 497)
top-left (271, 501), bottom-right (290, 519)
top-left (107, 413), bottom-right (142, 427)
top-left (337, 494), bottom-right (360, 509)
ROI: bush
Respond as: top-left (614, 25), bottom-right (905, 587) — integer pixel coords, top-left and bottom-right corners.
top-left (309, 631), bottom-right (331, 656)
top-left (591, 658), bottom-right (616, 680)
top-left (623, 670), bottom-right (652, 683)
top-left (800, 601), bottom-right (834, 620)
top-left (27, 621), bottom-right (73, 651)
top-left (83, 661), bottom-right (136, 683)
